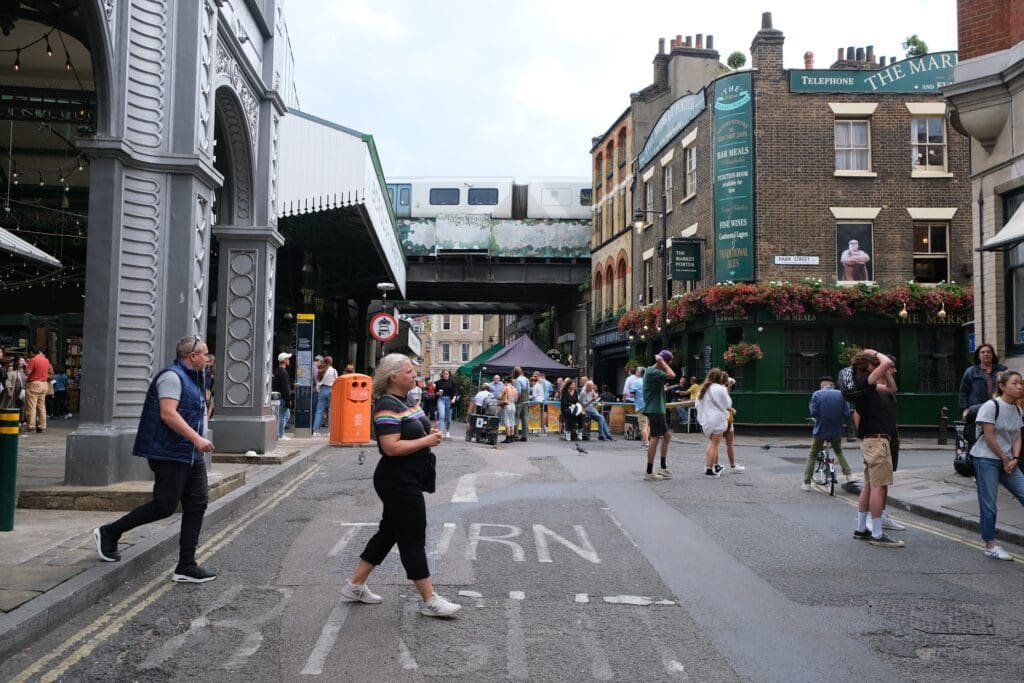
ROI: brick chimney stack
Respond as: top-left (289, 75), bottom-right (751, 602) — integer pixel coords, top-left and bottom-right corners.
top-left (750, 11), bottom-right (784, 75)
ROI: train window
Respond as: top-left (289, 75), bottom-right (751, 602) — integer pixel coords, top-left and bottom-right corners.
top-left (580, 188), bottom-right (593, 206)
top-left (468, 188), bottom-right (499, 205)
top-left (399, 187), bottom-right (410, 206)
top-left (429, 188), bottom-right (461, 205)
top-left (541, 187), bottom-right (571, 206)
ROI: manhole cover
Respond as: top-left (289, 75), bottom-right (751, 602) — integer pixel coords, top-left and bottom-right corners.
top-left (874, 600), bottom-right (995, 635)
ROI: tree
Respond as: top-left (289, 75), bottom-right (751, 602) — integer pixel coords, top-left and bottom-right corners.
top-left (902, 34), bottom-right (928, 58)
top-left (727, 51), bottom-right (746, 69)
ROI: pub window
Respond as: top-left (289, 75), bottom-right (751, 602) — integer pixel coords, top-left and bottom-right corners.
top-left (429, 188), bottom-right (460, 205)
top-left (912, 222), bottom-right (949, 283)
top-left (468, 188), bottom-right (499, 205)
top-left (917, 329), bottom-right (958, 393)
top-left (784, 328), bottom-right (829, 392)
top-left (851, 330), bottom-right (898, 366)
top-left (440, 342), bottom-right (451, 362)
top-left (593, 271), bottom-right (603, 317)
top-left (684, 143), bottom-right (697, 197)
top-left (1004, 189), bottom-right (1024, 354)
top-left (663, 165), bottom-right (674, 210)
top-left (835, 119), bottom-right (870, 171)
top-left (911, 117), bottom-right (947, 172)
top-left (645, 180), bottom-right (654, 220)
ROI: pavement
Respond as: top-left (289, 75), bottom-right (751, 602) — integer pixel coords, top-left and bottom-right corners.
top-left (1, 418), bottom-right (1021, 664)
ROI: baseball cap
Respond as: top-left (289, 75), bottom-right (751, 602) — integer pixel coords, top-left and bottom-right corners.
top-left (277, 352), bottom-right (292, 362)
top-left (657, 349), bottom-right (674, 363)
top-left (314, 354), bottom-right (324, 361)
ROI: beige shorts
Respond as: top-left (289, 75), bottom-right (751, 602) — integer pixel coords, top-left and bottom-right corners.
top-left (637, 413), bottom-right (650, 431)
top-left (861, 437), bottom-right (893, 487)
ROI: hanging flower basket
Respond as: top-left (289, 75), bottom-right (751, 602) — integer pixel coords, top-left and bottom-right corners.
top-left (723, 342), bottom-right (763, 367)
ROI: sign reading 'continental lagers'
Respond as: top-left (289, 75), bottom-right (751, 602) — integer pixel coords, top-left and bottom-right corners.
top-left (713, 71), bottom-right (754, 281)
top-left (637, 89), bottom-right (706, 170)
top-left (790, 51), bottom-right (957, 93)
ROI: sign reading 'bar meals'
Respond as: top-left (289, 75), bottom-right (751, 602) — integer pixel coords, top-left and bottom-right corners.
top-left (790, 51), bottom-right (956, 93)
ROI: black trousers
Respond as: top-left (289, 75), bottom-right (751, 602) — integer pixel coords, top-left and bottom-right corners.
top-left (360, 474), bottom-right (429, 580)
top-left (107, 458), bottom-right (209, 567)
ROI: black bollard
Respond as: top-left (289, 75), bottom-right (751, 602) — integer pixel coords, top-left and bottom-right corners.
top-left (938, 406), bottom-right (948, 445)
top-left (1, 408), bottom-right (19, 531)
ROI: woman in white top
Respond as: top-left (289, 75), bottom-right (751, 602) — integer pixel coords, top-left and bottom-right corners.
top-left (312, 355), bottom-right (339, 436)
top-left (695, 368), bottom-right (732, 478)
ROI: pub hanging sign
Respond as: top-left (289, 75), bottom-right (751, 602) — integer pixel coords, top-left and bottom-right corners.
top-left (671, 239), bottom-right (702, 280)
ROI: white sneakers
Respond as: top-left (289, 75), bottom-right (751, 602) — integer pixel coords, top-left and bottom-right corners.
top-left (658, 468), bottom-right (672, 479)
top-left (644, 472), bottom-right (666, 481)
top-left (279, 435), bottom-right (292, 441)
top-left (444, 431), bottom-right (450, 439)
top-left (312, 431), bottom-right (322, 437)
top-left (340, 582), bottom-right (383, 604)
top-left (421, 593), bottom-right (462, 617)
top-left (730, 464), bottom-right (746, 472)
top-left (984, 545), bottom-right (1012, 561)
top-left (866, 514), bottom-right (907, 532)
top-left (800, 482), bottom-right (812, 491)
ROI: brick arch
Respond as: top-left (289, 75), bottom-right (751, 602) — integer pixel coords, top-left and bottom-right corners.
top-left (616, 250), bottom-right (629, 309)
top-left (605, 260), bottom-right (615, 316)
top-left (593, 269), bottom-right (603, 318)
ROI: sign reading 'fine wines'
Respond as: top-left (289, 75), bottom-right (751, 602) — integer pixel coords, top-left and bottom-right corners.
top-left (713, 71), bottom-right (754, 281)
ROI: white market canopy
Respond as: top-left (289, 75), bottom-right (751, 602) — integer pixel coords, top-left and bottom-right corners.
top-left (0, 225), bottom-right (62, 267)
top-left (979, 203), bottom-right (1024, 252)
top-left (277, 110), bottom-right (406, 296)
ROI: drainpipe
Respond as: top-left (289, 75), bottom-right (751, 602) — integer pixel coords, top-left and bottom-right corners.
top-left (977, 188), bottom-right (984, 343)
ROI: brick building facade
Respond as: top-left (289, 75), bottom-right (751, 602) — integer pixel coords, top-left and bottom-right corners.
top-left (615, 13), bottom-right (973, 424)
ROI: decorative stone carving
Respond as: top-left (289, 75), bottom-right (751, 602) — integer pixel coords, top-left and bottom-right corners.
top-left (270, 113), bottom-right (279, 222)
top-left (197, 0), bottom-right (216, 154)
top-left (264, 249), bottom-right (275, 405)
top-left (126, 0), bottom-right (168, 149)
top-left (105, 0), bottom-right (116, 21)
top-left (114, 172), bottom-right (161, 418)
top-left (193, 193), bottom-right (211, 334)
top-left (224, 249), bottom-right (258, 407)
top-left (215, 40), bottom-right (259, 151)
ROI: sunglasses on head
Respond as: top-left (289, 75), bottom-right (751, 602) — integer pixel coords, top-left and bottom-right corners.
top-left (189, 335), bottom-right (201, 353)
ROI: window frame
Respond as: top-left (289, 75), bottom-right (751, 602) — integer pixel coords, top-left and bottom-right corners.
top-left (912, 222), bottom-right (950, 284)
top-left (467, 187), bottom-right (499, 206)
top-left (910, 116), bottom-right (948, 174)
top-left (441, 315), bottom-right (452, 331)
top-left (644, 257), bottom-right (654, 304)
top-left (461, 315), bottom-right (471, 331)
top-left (460, 343), bottom-right (470, 362)
top-left (1004, 189), bottom-right (1024, 357)
top-left (440, 342), bottom-right (451, 363)
top-left (663, 165), bottom-right (673, 211)
top-left (684, 144), bottom-right (697, 199)
top-left (834, 118), bottom-right (872, 173)
top-left (428, 188), bottom-right (461, 206)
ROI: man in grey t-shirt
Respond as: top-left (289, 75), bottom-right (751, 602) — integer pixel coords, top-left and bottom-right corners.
top-left (157, 371), bottom-right (209, 439)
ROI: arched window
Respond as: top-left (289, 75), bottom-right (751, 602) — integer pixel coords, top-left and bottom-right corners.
top-left (593, 271), bottom-right (603, 318)
top-left (617, 258), bottom-right (628, 309)
top-left (605, 264), bottom-right (615, 317)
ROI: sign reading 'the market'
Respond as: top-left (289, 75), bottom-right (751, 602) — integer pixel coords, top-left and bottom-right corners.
top-left (789, 51), bottom-right (957, 93)
top-left (671, 238), bottom-right (702, 280)
top-left (712, 71), bottom-right (755, 282)
top-left (637, 89), bottom-right (706, 170)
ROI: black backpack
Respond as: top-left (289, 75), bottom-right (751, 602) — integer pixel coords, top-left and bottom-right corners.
top-left (956, 399), bottom-right (1023, 477)
top-left (837, 366), bottom-right (863, 400)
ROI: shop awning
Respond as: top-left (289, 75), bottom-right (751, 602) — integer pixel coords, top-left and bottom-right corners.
top-left (457, 343), bottom-right (504, 379)
top-left (0, 226), bottom-right (62, 267)
top-left (979, 203), bottom-right (1024, 251)
top-left (277, 110), bottom-right (406, 296)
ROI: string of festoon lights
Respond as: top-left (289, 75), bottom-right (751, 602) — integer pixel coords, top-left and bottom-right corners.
top-left (0, 265), bottom-right (85, 293)
top-left (0, 27), bottom-right (75, 73)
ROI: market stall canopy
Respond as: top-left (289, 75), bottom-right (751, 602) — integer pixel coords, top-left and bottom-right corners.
top-left (480, 335), bottom-right (579, 378)
top-left (0, 226), bottom-right (62, 268)
top-left (979, 203), bottom-right (1024, 251)
top-left (457, 342), bottom-right (504, 379)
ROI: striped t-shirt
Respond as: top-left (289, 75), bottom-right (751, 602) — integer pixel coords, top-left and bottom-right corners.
top-left (374, 394), bottom-right (432, 456)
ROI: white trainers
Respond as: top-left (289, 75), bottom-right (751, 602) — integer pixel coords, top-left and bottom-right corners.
top-left (800, 482), bottom-right (812, 491)
top-left (312, 431), bottom-right (322, 437)
top-left (340, 582), bottom-right (383, 604)
top-left (984, 545), bottom-right (1012, 561)
top-left (279, 435), bottom-right (292, 441)
top-left (880, 515), bottom-right (906, 531)
top-left (657, 468), bottom-right (672, 479)
top-left (644, 472), bottom-right (666, 481)
top-left (730, 464), bottom-right (746, 472)
top-left (421, 593), bottom-right (461, 617)
top-left (444, 431), bottom-right (450, 439)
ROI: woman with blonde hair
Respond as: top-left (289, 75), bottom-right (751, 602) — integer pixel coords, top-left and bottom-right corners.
top-left (695, 368), bottom-right (731, 477)
top-left (341, 354), bottom-right (461, 617)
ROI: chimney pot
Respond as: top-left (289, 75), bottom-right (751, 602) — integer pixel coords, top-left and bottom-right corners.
top-left (658, 37), bottom-right (665, 54)
top-left (706, 35), bottom-right (713, 50)
top-left (837, 47), bottom-right (844, 61)
top-left (803, 51), bottom-right (814, 69)
top-left (879, 56), bottom-right (887, 67)
top-left (685, 35), bottom-right (692, 47)
top-left (761, 11), bottom-right (772, 29)
top-left (855, 47), bottom-right (865, 62)
top-left (846, 46), bottom-right (855, 61)
top-left (890, 56), bottom-right (896, 65)
top-left (696, 33), bottom-right (703, 49)
top-left (866, 45), bottom-right (875, 62)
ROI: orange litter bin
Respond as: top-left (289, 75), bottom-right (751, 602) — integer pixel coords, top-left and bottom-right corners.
top-left (329, 373), bottom-right (372, 445)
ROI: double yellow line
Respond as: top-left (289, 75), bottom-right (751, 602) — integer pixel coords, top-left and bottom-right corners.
top-left (15, 459), bottom-right (324, 682)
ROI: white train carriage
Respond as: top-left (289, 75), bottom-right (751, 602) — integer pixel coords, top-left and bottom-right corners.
top-left (387, 177), bottom-right (515, 219)
top-left (525, 178), bottom-right (592, 220)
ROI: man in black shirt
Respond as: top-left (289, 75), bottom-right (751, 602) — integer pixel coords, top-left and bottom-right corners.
top-left (273, 352), bottom-right (293, 441)
top-left (850, 349), bottom-right (904, 548)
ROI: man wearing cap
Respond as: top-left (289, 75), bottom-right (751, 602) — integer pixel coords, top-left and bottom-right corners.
top-left (642, 351), bottom-right (676, 481)
top-left (273, 352), bottom-right (293, 440)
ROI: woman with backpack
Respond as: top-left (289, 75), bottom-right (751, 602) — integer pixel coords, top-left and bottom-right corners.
top-left (959, 344), bottom-right (1007, 418)
top-left (969, 370), bottom-right (1024, 561)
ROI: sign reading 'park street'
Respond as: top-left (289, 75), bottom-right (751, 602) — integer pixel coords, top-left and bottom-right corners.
top-left (789, 51), bottom-right (957, 93)
top-left (712, 71), bottom-right (755, 282)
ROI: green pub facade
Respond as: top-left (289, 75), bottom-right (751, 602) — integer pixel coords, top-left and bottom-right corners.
top-left (622, 14), bottom-right (973, 426)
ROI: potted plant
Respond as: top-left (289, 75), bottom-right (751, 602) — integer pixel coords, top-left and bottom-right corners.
top-left (723, 342), bottom-right (763, 367)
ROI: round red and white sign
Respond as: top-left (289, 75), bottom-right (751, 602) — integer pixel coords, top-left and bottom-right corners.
top-left (369, 312), bottom-right (399, 342)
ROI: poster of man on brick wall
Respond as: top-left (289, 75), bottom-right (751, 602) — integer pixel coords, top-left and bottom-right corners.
top-left (837, 223), bottom-right (873, 281)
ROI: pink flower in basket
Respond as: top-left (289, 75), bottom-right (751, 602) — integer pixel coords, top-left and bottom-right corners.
top-left (723, 342), bottom-right (763, 367)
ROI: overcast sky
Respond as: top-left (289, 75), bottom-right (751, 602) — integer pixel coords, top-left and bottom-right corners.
top-left (284, 0), bottom-right (957, 181)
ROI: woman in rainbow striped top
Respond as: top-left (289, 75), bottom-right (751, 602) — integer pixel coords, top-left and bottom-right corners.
top-left (340, 353), bottom-right (462, 618)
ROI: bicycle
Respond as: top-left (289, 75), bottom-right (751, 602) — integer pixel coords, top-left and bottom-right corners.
top-left (807, 418), bottom-right (837, 496)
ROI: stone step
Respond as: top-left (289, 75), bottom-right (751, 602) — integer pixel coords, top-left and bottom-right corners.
top-left (16, 468), bottom-right (246, 512)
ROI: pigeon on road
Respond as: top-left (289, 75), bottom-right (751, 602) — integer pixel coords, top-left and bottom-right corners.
top-left (573, 443), bottom-right (588, 455)
top-left (358, 450), bottom-right (366, 464)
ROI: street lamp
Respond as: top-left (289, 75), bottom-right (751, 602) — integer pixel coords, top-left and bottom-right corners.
top-left (634, 194), bottom-right (670, 350)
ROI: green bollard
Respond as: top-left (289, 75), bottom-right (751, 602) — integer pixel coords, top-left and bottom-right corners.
top-left (0, 408), bottom-right (19, 531)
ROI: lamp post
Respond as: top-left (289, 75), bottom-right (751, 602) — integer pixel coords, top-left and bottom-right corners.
top-left (634, 194), bottom-right (670, 351)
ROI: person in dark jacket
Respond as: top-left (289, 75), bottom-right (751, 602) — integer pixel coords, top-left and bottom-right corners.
top-left (92, 335), bottom-right (217, 583)
top-left (273, 352), bottom-right (293, 440)
top-left (959, 343), bottom-right (1007, 417)
top-left (560, 379), bottom-right (582, 440)
top-left (434, 369), bottom-right (456, 439)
